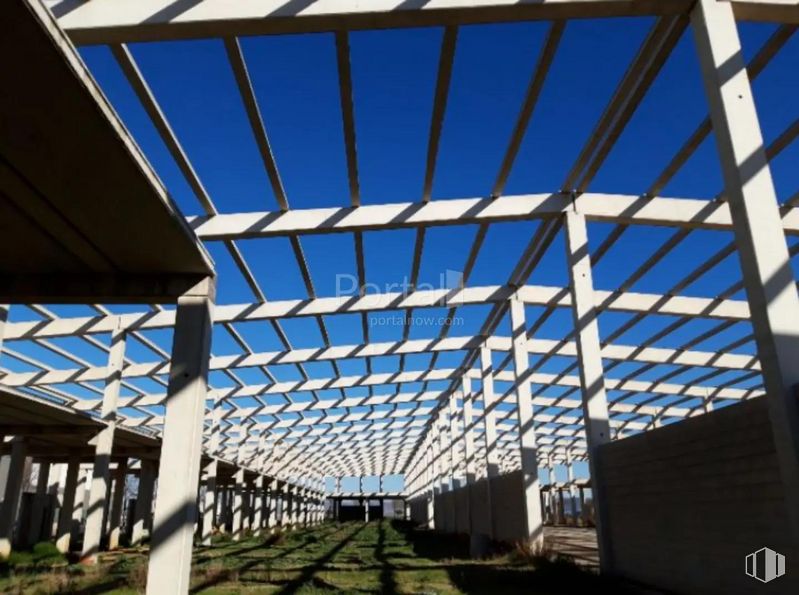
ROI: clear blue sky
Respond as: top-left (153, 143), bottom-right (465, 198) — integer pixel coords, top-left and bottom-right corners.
top-left (5, 18), bottom-right (798, 491)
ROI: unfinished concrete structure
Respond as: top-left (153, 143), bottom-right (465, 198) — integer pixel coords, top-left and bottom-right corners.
top-left (1, 1), bottom-right (798, 594)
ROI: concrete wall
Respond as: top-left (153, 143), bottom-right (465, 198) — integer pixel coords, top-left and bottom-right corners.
top-left (599, 397), bottom-right (798, 595)
top-left (408, 470), bottom-right (527, 544)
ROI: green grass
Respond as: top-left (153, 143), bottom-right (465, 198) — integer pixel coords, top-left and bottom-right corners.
top-left (0, 521), bottom-right (636, 594)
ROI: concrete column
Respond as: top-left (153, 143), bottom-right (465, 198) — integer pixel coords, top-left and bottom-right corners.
top-left (132, 459), bottom-right (156, 546)
top-left (461, 377), bottom-right (476, 484)
top-left (252, 476), bottom-right (263, 533)
top-left (509, 300), bottom-right (544, 547)
top-left (284, 485), bottom-right (291, 528)
top-left (201, 395), bottom-right (221, 546)
top-left (479, 346), bottom-right (498, 539)
top-left (545, 456), bottom-right (555, 524)
top-left (0, 436), bottom-right (28, 560)
top-left (73, 466), bottom-right (90, 543)
top-left (692, 0), bottom-right (799, 542)
top-left (27, 461), bottom-right (51, 547)
top-left (146, 280), bottom-right (215, 595)
top-left (565, 210), bottom-right (614, 566)
top-left (0, 305), bottom-right (8, 365)
top-left (566, 451), bottom-right (578, 522)
top-left (232, 468), bottom-right (244, 541)
top-left (426, 444), bottom-right (435, 529)
top-left (108, 458), bottom-right (128, 550)
top-left (82, 323), bottom-right (126, 563)
top-left (266, 479), bottom-right (277, 530)
top-left (56, 457), bottom-right (80, 553)
top-left (200, 459), bottom-right (217, 546)
top-left (0, 438), bottom-right (27, 559)
top-left (448, 392), bottom-right (463, 489)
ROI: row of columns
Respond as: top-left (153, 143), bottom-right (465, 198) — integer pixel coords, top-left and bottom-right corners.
top-left (406, 1), bottom-right (799, 572)
top-left (0, 446), bottom-right (327, 564)
top-left (0, 452), bottom-right (154, 560)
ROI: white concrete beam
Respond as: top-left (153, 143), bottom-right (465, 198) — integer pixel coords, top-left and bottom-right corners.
top-left (48, 0), bottom-right (692, 45)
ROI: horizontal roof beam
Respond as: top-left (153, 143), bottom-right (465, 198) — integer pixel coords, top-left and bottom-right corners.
top-left (3, 283), bottom-right (750, 341)
top-left (187, 193), bottom-right (799, 240)
top-left (47, 0), bottom-right (693, 45)
top-left (1, 334), bottom-right (758, 387)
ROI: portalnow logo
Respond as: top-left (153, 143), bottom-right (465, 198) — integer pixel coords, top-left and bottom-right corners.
top-left (745, 547), bottom-right (785, 584)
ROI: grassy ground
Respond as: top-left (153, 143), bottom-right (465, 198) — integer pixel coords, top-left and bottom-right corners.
top-left (0, 521), bottom-right (638, 594)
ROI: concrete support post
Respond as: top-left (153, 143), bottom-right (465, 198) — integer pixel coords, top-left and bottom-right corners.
top-left (461, 377), bottom-right (476, 484)
top-left (253, 476), bottom-right (263, 533)
top-left (201, 395), bottom-right (221, 546)
top-left (108, 458), bottom-right (128, 550)
top-left (200, 459), bottom-right (217, 546)
top-left (27, 461), bottom-right (51, 547)
top-left (448, 391), bottom-right (463, 489)
top-left (56, 456), bottom-right (80, 553)
top-left (566, 451), bottom-right (578, 522)
top-left (266, 479), bottom-right (276, 530)
top-left (545, 456), bottom-right (556, 523)
top-left (437, 413), bottom-right (450, 493)
top-left (232, 468), bottom-right (244, 541)
top-left (82, 323), bottom-right (126, 563)
top-left (479, 346), bottom-right (498, 539)
top-left (692, 0), bottom-right (799, 543)
top-left (285, 483), bottom-right (293, 528)
top-left (565, 210), bottom-right (614, 568)
top-left (509, 300), bottom-right (544, 547)
top-left (0, 305), bottom-right (8, 360)
top-left (0, 437), bottom-right (27, 560)
top-left (73, 466), bottom-right (90, 542)
top-left (146, 279), bottom-right (215, 595)
top-left (132, 459), bottom-right (156, 546)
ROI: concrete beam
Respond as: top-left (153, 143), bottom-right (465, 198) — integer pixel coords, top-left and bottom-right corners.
top-left (188, 193), bottom-right (799, 241)
top-left (3, 283), bottom-right (752, 341)
top-left (48, 0), bottom-right (692, 45)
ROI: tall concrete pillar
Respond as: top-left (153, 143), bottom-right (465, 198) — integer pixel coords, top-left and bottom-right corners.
top-left (479, 347), bottom-right (498, 539)
top-left (27, 461), bottom-right (51, 546)
top-left (692, 0), bottom-right (799, 544)
top-left (232, 468), bottom-right (244, 541)
top-left (0, 438), bottom-right (28, 559)
top-left (73, 466), bottom-right (90, 543)
top-left (449, 392), bottom-right (463, 489)
top-left (565, 210), bottom-right (613, 567)
top-left (426, 444), bottom-right (435, 529)
top-left (252, 476), bottom-right (263, 534)
top-left (82, 323), bottom-right (126, 563)
top-left (265, 479), bottom-right (276, 530)
top-left (146, 279), bottom-right (215, 595)
top-left (132, 459), bottom-right (156, 546)
top-left (108, 458), bottom-right (128, 550)
top-left (201, 396), bottom-right (221, 546)
top-left (566, 451), bottom-right (578, 522)
top-left (200, 460), bottom-right (217, 546)
top-left (56, 457), bottom-right (80, 553)
top-left (509, 300), bottom-right (544, 547)
top-left (461, 378), bottom-right (476, 484)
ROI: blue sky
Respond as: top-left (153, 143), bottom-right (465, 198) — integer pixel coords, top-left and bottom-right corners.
top-left (4, 17), bottom-right (798, 491)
